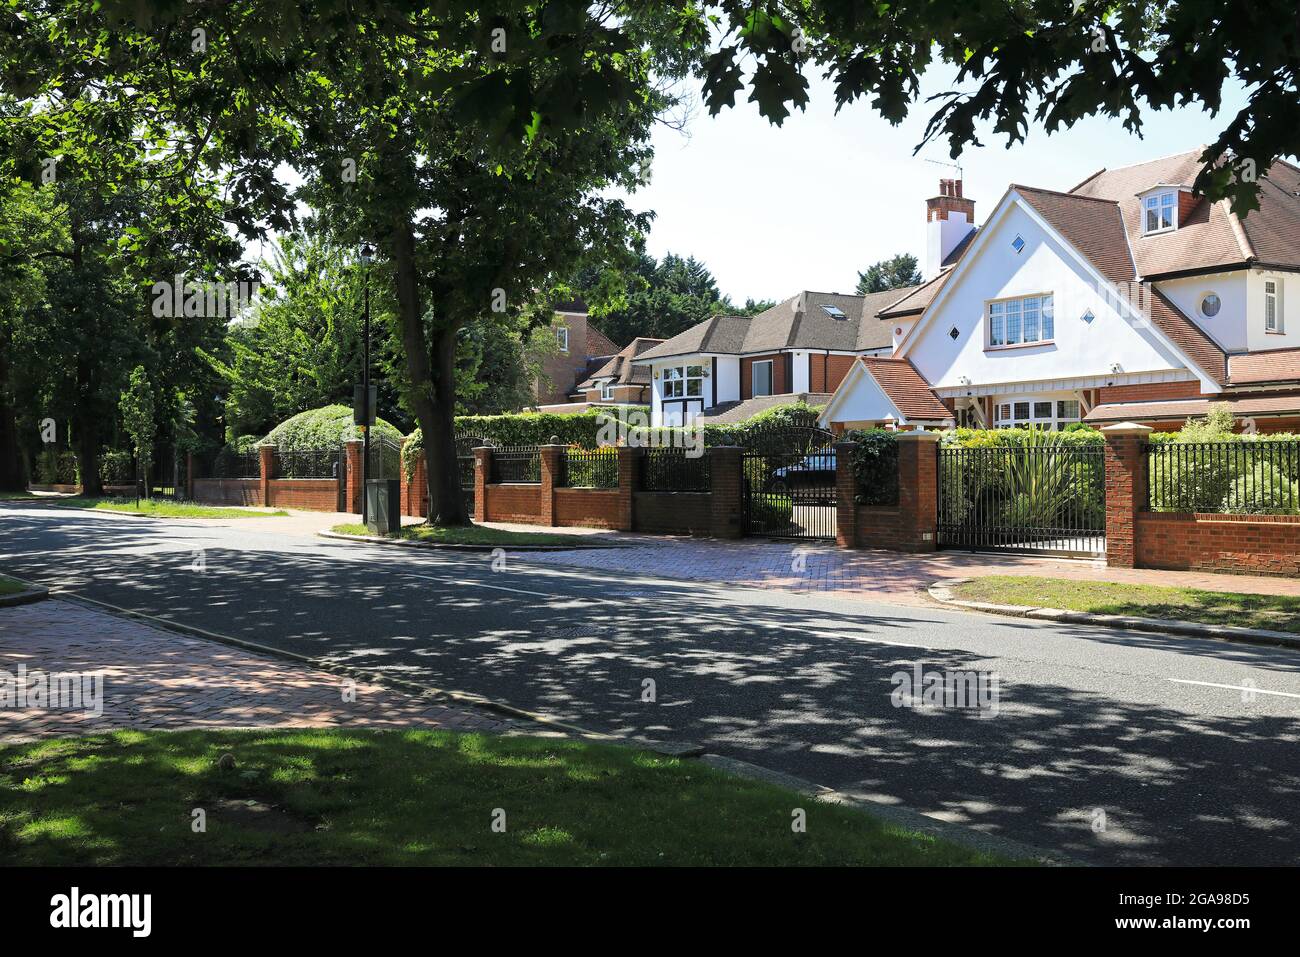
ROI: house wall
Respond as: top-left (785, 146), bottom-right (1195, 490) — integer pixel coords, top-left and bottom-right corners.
top-left (907, 199), bottom-right (1199, 395)
top-left (1158, 271), bottom-right (1248, 353)
top-left (1246, 268), bottom-right (1300, 351)
top-left (536, 311), bottom-right (598, 405)
top-left (791, 351), bottom-right (810, 392)
top-left (740, 353), bottom-right (788, 400)
top-left (808, 353), bottom-right (858, 393)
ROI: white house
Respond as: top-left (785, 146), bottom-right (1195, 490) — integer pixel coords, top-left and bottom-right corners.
top-left (820, 149), bottom-right (1300, 434)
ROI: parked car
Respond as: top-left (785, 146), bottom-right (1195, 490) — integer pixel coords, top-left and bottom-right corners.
top-left (771, 451), bottom-right (836, 489)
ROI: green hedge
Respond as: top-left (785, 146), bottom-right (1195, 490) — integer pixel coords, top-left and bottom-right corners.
top-left (261, 404), bottom-right (403, 452)
top-left (842, 429), bottom-right (898, 505)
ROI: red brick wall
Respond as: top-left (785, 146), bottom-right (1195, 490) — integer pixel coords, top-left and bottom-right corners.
top-left (1099, 381), bottom-right (1203, 403)
top-left (266, 480), bottom-right (337, 511)
top-left (809, 354), bottom-right (857, 394)
top-left (740, 354), bottom-right (788, 400)
top-left (855, 505), bottom-right (908, 549)
top-left (1136, 513), bottom-right (1300, 577)
top-left (483, 484), bottom-right (544, 523)
top-left (634, 491), bottom-right (712, 535)
top-left (193, 479), bottom-right (262, 506)
top-left (555, 488), bottom-right (621, 528)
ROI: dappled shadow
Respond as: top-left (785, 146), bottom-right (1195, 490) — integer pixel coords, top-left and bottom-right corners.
top-left (3, 506), bottom-right (1300, 865)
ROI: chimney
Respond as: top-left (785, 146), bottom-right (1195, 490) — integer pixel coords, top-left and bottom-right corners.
top-left (925, 178), bottom-right (976, 280)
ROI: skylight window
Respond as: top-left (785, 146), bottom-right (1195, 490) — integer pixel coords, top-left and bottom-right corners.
top-left (820, 305), bottom-right (847, 319)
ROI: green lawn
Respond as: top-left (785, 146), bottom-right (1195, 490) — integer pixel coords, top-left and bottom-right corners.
top-left (0, 729), bottom-right (1010, 866)
top-left (332, 522), bottom-right (603, 547)
top-left (0, 491), bottom-right (40, 500)
top-left (952, 575), bottom-right (1300, 634)
top-left (54, 497), bottom-right (288, 518)
top-left (0, 576), bottom-right (27, 597)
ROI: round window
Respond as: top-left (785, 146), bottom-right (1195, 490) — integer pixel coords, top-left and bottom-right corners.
top-left (1200, 293), bottom-right (1221, 318)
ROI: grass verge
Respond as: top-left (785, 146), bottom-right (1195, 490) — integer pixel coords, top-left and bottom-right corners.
top-left (332, 522), bottom-right (603, 547)
top-left (0, 729), bottom-right (1013, 866)
top-left (951, 575), bottom-right (1300, 634)
top-left (53, 497), bottom-right (288, 519)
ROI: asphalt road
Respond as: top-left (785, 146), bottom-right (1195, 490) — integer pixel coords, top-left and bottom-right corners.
top-left (3, 502), bottom-right (1299, 866)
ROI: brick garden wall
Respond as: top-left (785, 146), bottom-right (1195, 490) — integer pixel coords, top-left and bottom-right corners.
top-left (482, 484), bottom-right (544, 524)
top-left (266, 480), bottom-right (337, 511)
top-left (633, 491), bottom-right (711, 535)
top-left (1136, 513), bottom-right (1300, 577)
top-left (192, 479), bottom-right (263, 506)
top-left (555, 488), bottom-right (621, 528)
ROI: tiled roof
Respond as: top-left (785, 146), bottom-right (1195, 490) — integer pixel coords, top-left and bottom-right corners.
top-left (1014, 186), bottom-right (1136, 286)
top-left (701, 393), bottom-right (834, 424)
top-left (1147, 288), bottom-right (1227, 386)
top-left (635, 288), bottom-right (921, 362)
top-left (878, 272), bottom-right (949, 318)
top-left (586, 323), bottom-right (621, 356)
top-left (1085, 393), bottom-right (1300, 423)
top-left (576, 337), bottom-right (664, 389)
top-left (1228, 347), bottom-right (1300, 385)
top-left (1068, 148), bottom-right (1300, 276)
top-left (858, 356), bottom-right (953, 421)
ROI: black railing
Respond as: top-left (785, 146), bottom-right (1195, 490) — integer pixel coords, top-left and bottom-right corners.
top-left (561, 448), bottom-right (618, 488)
top-left (212, 448), bottom-right (260, 479)
top-left (490, 445), bottom-right (541, 483)
top-left (1147, 441), bottom-right (1300, 514)
top-left (640, 448), bottom-right (711, 492)
top-left (273, 448), bottom-right (338, 479)
top-left (938, 445), bottom-right (1106, 556)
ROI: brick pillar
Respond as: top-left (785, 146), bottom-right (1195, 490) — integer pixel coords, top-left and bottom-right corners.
top-left (1102, 422), bottom-right (1152, 568)
top-left (344, 440), bottom-right (363, 515)
top-left (258, 444), bottom-right (274, 508)
top-left (709, 446), bottom-right (745, 539)
top-left (834, 440), bottom-right (858, 548)
top-left (538, 444), bottom-right (564, 527)
top-left (616, 446), bottom-right (641, 532)
top-left (473, 447), bottom-right (491, 523)
top-left (896, 431), bottom-right (939, 552)
top-left (400, 438), bottom-right (413, 516)
top-left (413, 456), bottom-right (428, 519)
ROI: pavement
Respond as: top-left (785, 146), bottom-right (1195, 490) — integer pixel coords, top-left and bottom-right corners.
top-left (0, 598), bottom-right (522, 744)
top-left (3, 500), bottom-right (1300, 866)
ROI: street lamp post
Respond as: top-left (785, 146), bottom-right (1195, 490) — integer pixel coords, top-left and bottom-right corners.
top-left (359, 243), bottom-right (374, 523)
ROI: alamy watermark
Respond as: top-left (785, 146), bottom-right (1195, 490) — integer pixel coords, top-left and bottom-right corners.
top-left (890, 663), bottom-right (1000, 716)
top-left (1, 665), bottom-right (104, 717)
top-left (595, 408), bottom-right (704, 458)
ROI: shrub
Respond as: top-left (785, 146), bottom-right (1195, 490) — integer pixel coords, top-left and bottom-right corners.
top-left (1220, 462), bottom-right (1300, 515)
top-left (261, 404), bottom-right (403, 451)
top-left (99, 450), bottom-right (134, 485)
top-left (843, 429), bottom-right (898, 505)
top-left (35, 449), bottom-right (78, 485)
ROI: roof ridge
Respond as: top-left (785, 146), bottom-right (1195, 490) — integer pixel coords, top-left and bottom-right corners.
top-left (1093, 145), bottom-right (1211, 175)
top-left (1067, 167), bottom-right (1107, 193)
top-left (1012, 183), bottom-right (1120, 205)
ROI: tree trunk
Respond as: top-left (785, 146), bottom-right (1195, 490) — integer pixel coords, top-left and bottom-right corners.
top-left (0, 346), bottom-right (25, 491)
top-left (391, 216), bottom-right (468, 526)
top-left (74, 411), bottom-right (102, 497)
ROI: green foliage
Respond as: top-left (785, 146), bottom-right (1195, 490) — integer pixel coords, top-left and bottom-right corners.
top-left (98, 450), bottom-right (134, 485)
top-left (562, 447), bottom-right (619, 489)
top-left (942, 426), bottom-right (1104, 449)
top-left (118, 365), bottom-right (156, 477)
top-left (843, 429), bottom-right (898, 505)
top-left (262, 405), bottom-right (403, 452)
top-left (1221, 463), bottom-right (1300, 515)
top-left (855, 254), bottom-right (922, 295)
top-left (34, 449), bottom-right (77, 485)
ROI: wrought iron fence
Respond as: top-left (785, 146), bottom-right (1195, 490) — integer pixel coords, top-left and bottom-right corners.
top-left (938, 445), bottom-right (1106, 556)
top-left (212, 448), bottom-right (260, 479)
top-left (273, 448), bottom-right (339, 479)
top-left (489, 445), bottom-right (542, 483)
top-left (640, 448), bottom-right (711, 491)
top-left (560, 448), bottom-right (618, 488)
top-left (1147, 441), bottom-right (1300, 514)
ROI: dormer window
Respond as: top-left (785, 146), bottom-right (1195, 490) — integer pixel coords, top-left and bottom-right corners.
top-left (820, 304), bottom-right (847, 319)
top-left (1143, 190), bottom-right (1178, 234)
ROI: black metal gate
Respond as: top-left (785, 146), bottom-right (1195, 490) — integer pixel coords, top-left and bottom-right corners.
top-left (455, 434), bottom-right (496, 516)
top-left (741, 422), bottom-right (838, 540)
top-left (937, 443), bottom-right (1106, 556)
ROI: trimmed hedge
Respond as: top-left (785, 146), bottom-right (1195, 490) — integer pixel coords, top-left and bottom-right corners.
top-left (842, 429), bottom-right (898, 505)
top-left (261, 404), bottom-right (403, 452)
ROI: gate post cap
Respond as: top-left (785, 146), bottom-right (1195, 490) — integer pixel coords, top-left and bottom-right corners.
top-left (894, 430), bottom-right (941, 442)
top-left (1100, 422), bottom-right (1153, 435)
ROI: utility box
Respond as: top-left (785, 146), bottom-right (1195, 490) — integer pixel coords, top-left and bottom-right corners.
top-left (366, 479), bottom-right (400, 535)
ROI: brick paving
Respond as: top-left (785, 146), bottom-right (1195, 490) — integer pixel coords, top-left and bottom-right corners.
top-left (0, 599), bottom-right (522, 744)
top-left (507, 533), bottom-right (1300, 605)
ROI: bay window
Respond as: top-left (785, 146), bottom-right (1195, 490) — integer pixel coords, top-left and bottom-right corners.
top-left (662, 364), bottom-right (704, 398)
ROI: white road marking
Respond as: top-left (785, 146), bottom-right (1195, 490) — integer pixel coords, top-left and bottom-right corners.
top-left (1168, 678), bottom-right (1300, 700)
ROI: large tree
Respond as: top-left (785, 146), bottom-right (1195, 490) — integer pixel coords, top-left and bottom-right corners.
top-left (856, 253), bottom-right (922, 295)
top-left (578, 251), bottom-right (737, 344)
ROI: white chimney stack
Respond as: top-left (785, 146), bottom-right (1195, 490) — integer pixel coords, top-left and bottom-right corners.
top-left (925, 178), bottom-right (976, 281)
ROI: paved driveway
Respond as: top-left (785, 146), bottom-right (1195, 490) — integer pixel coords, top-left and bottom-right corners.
top-left (3, 503), bottom-right (1300, 865)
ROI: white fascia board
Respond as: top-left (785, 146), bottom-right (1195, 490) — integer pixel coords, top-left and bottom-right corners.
top-left (932, 368), bottom-right (1199, 398)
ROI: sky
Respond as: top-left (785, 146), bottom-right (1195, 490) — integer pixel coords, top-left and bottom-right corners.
top-left (626, 64), bottom-right (1253, 303)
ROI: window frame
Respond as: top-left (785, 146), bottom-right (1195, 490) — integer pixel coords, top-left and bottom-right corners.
top-left (993, 396), bottom-right (1082, 430)
top-left (555, 325), bottom-right (569, 352)
top-left (1143, 190), bottom-right (1178, 235)
top-left (600, 380), bottom-right (615, 401)
top-left (986, 293), bottom-right (1055, 350)
top-left (661, 364), bottom-right (704, 399)
top-left (751, 359), bottom-right (774, 397)
top-left (1265, 278), bottom-right (1283, 333)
